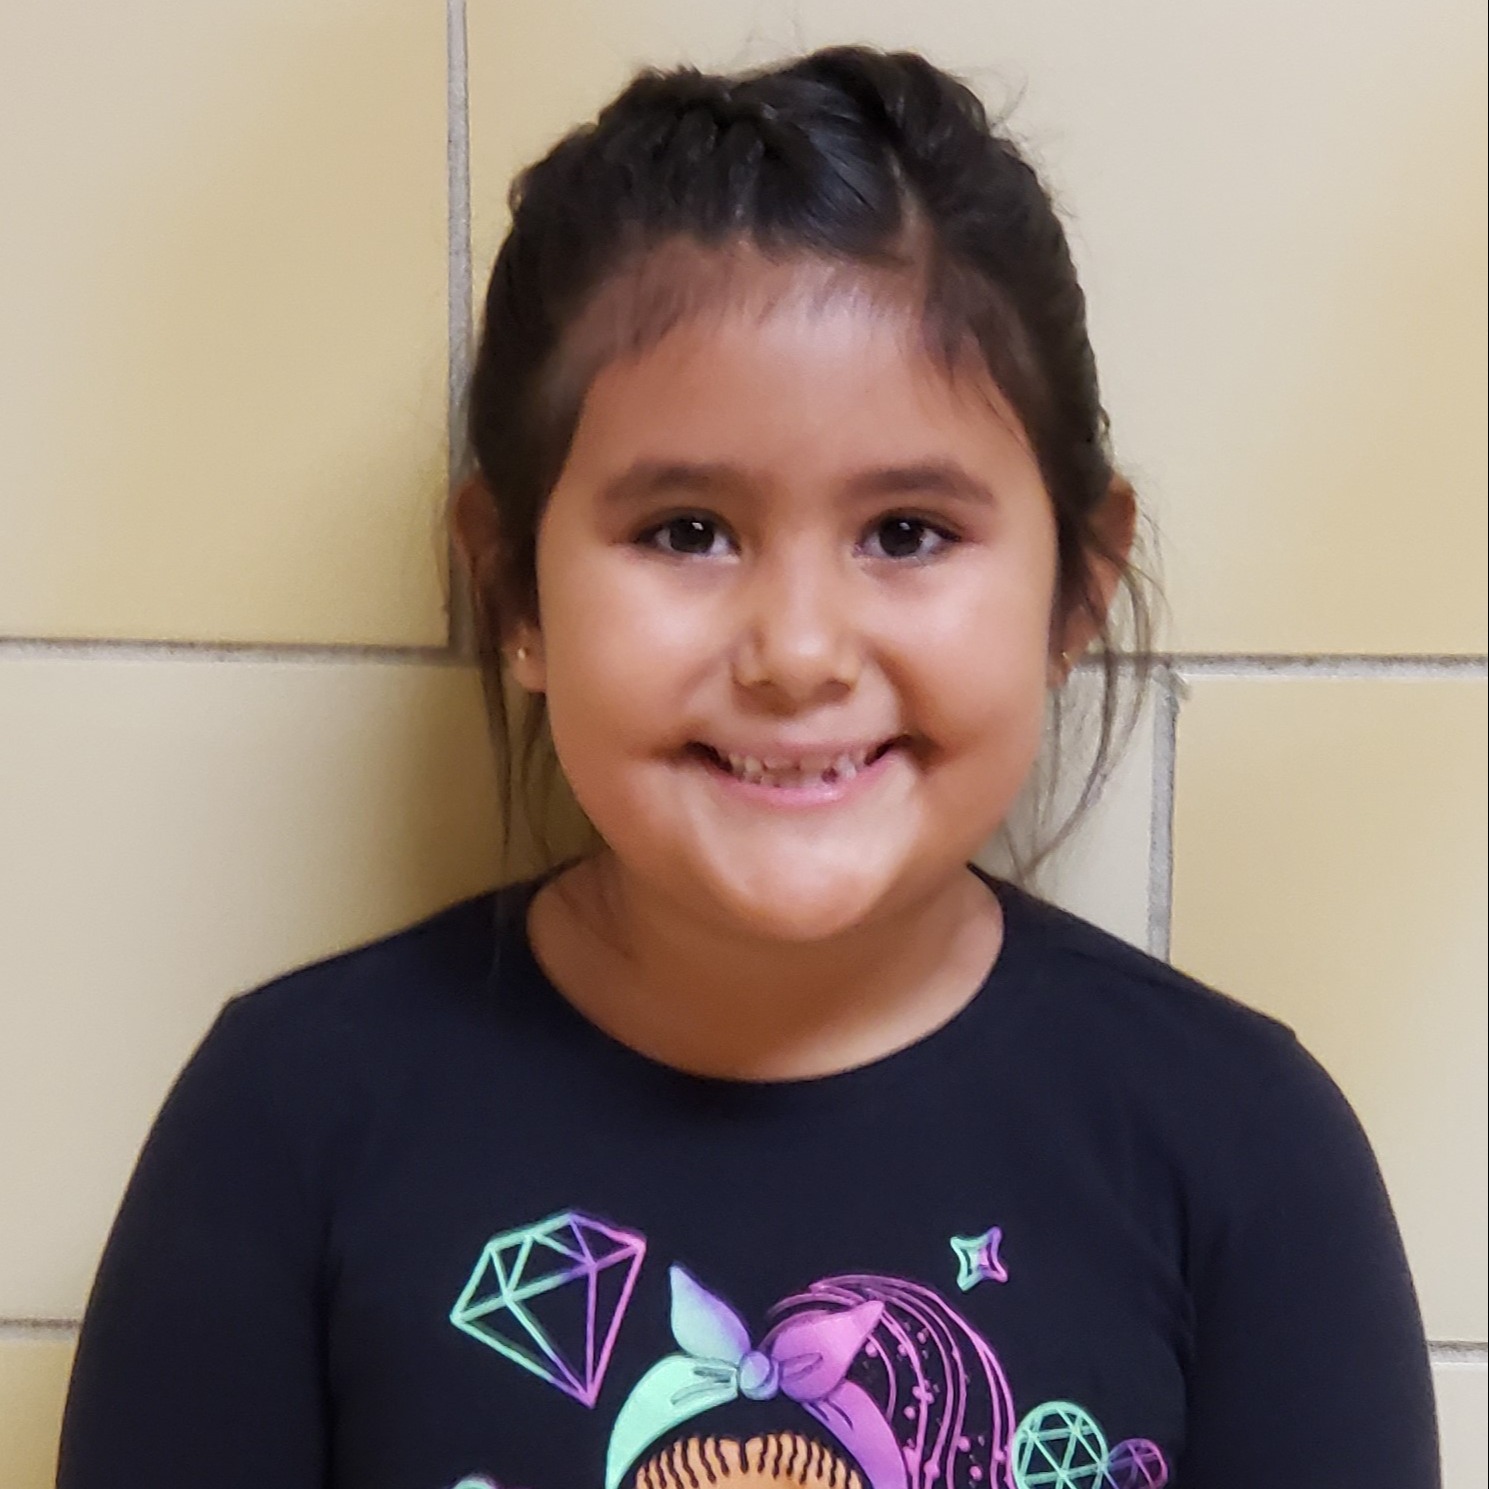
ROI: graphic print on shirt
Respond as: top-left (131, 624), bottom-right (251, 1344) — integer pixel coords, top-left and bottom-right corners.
top-left (607, 1266), bottom-right (1014, 1488)
top-left (607, 1267), bottom-right (1168, 1489)
top-left (449, 1211), bottom-right (1170, 1489)
top-left (449, 1210), bottom-right (647, 1406)
top-left (949, 1227), bottom-right (1009, 1292)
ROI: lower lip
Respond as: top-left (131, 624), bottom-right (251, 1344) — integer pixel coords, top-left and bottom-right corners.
top-left (688, 745), bottom-right (905, 809)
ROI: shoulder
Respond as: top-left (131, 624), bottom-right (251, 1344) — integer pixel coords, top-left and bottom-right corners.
top-left (189, 887), bottom-right (509, 1114)
top-left (994, 880), bottom-right (1353, 1149)
top-left (145, 888), bottom-right (516, 1203)
top-left (227, 887), bottom-right (502, 1033)
top-left (1000, 881), bottom-right (1294, 1056)
top-left (993, 883), bottom-right (1386, 1238)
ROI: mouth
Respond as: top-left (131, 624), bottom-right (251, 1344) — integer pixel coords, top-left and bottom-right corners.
top-left (683, 737), bottom-right (907, 789)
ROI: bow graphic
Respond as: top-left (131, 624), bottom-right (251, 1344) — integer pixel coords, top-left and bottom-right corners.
top-left (605, 1266), bottom-right (908, 1489)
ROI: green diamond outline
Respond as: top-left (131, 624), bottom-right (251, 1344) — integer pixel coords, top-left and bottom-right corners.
top-left (449, 1209), bottom-right (646, 1406)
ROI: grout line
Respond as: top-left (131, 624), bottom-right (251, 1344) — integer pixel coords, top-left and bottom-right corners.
top-left (445, 0), bottom-right (475, 661)
top-left (0, 1319), bottom-right (79, 1342)
top-left (1168, 654), bottom-right (1487, 680)
top-left (1146, 666), bottom-right (1180, 962)
top-left (0, 638), bottom-right (459, 665)
top-left (0, 1315), bottom-right (1478, 1362)
top-left (1, 634), bottom-right (1483, 676)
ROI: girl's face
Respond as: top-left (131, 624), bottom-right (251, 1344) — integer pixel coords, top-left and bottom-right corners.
top-left (515, 278), bottom-right (1065, 943)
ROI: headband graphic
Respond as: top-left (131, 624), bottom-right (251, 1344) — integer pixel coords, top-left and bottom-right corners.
top-left (607, 1267), bottom-right (1018, 1489)
top-left (606, 1265), bottom-right (903, 1488)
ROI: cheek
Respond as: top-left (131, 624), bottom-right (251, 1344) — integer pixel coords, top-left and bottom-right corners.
top-left (899, 560), bottom-right (1057, 741)
top-left (535, 541), bottom-right (699, 773)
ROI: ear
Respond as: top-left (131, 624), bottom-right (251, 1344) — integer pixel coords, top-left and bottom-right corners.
top-left (1051, 475), bottom-right (1137, 686)
top-left (507, 627), bottom-right (548, 694)
top-left (451, 477), bottom-right (547, 694)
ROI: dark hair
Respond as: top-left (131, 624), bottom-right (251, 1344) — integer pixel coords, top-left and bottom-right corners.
top-left (459, 44), bottom-right (1156, 878)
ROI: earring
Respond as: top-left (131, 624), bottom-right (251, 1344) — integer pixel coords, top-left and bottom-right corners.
top-left (514, 646), bottom-right (530, 663)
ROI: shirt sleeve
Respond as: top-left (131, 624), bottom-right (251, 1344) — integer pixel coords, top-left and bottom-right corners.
top-left (57, 993), bottom-right (330, 1488)
top-left (1175, 1033), bottom-right (1441, 1487)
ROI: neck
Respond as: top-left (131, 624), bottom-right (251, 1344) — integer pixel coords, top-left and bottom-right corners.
top-left (527, 852), bottom-right (1003, 1081)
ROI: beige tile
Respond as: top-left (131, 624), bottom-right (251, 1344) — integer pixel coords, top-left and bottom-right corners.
top-left (980, 673), bottom-right (1158, 952)
top-left (1171, 678), bottom-right (1488, 1342)
top-left (1437, 1362), bottom-right (1489, 1489)
top-left (469, 0), bottom-right (1486, 655)
top-left (0, 3), bottom-right (449, 645)
top-left (0, 1339), bottom-right (74, 1489)
top-left (0, 657), bottom-right (502, 1318)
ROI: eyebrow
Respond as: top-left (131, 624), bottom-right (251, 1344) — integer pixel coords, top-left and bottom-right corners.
top-left (844, 461), bottom-right (998, 507)
top-left (597, 458), bottom-right (997, 508)
top-left (597, 461), bottom-right (748, 507)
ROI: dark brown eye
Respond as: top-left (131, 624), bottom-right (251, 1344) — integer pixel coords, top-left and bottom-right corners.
top-left (865, 516), bottom-right (956, 562)
top-left (640, 516), bottom-right (731, 557)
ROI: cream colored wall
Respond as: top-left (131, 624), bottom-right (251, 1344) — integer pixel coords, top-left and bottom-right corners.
top-left (1, 0), bottom-right (1484, 1481)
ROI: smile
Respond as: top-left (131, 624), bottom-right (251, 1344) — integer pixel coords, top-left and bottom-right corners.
top-left (686, 738), bottom-right (903, 790)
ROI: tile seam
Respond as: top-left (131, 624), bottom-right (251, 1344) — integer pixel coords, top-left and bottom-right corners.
top-left (0, 1319), bottom-right (1479, 1361)
top-left (1146, 667), bottom-right (1179, 962)
top-left (1, 640), bottom-right (1483, 675)
top-left (445, 0), bottom-right (475, 660)
top-left (1169, 654), bottom-right (1488, 680)
top-left (0, 1319), bottom-right (79, 1341)
top-left (0, 639), bottom-right (458, 664)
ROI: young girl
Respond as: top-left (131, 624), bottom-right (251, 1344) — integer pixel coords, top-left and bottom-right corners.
top-left (58, 46), bottom-right (1438, 1489)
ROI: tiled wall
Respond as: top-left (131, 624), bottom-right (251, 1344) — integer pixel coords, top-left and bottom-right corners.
top-left (2, 0), bottom-right (1484, 1481)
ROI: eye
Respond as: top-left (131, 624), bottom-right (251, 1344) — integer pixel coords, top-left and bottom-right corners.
top-left (861, 515), bottom-right (959, 563)
top-left (636, 514), bottom-right (736, 559)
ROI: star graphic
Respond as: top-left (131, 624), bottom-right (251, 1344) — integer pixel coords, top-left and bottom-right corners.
top-left (950, 1227), bottom-right (1009, 1292)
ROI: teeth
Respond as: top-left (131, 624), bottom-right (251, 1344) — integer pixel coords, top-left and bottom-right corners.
top-left (718, 747), bottom-right (877, 786)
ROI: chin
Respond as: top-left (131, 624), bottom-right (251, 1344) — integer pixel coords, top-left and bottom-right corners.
top-left (692, 860), bottom-right (906, 945)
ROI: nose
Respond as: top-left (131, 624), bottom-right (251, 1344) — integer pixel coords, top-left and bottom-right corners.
top-left (730, 540), bottom-right (862, 706)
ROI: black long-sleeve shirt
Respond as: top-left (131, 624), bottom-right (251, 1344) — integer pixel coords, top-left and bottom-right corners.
top-left (58, 869), bottom-right (1440, 1488)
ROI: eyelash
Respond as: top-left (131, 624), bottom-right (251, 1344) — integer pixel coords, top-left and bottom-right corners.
top-left (634, 512), bottom-right (963, 564)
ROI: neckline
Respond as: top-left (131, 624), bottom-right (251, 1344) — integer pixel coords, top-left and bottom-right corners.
top-left (494, 863), bottom-right (1032, 1117)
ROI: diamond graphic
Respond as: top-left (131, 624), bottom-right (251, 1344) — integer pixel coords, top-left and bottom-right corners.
top-left (1106, 1439), bottom-right (1168, 1488)
top-left (450, 1210), bottom-right (646, 1406)
top-left (1012, 1401), bottom-right (1110, 1487)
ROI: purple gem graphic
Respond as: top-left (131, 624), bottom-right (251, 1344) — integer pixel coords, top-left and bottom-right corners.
top-left (1107, 1439), bottom-right (1168, 1488)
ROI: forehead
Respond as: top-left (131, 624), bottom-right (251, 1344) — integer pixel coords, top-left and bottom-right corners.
top-left (564, 237), bottom-right (914, 348)
top-left (548, 240), bottom-right (1030, 460)
top-left (552, 316), bottom-right (1048, 538)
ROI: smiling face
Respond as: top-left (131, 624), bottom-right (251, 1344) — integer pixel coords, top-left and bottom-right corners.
top-left (511, 266), bottom-right (1064, 944)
